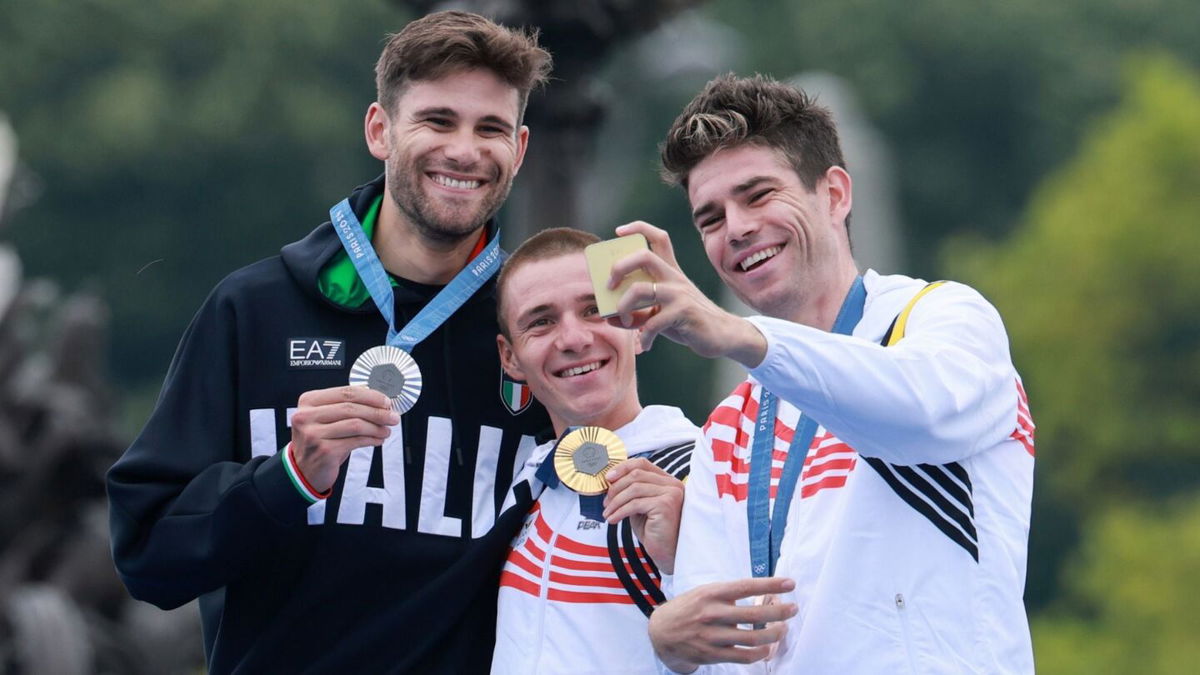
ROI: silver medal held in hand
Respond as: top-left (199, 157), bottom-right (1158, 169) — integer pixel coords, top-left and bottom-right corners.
top-left (349, 345), bottom-right (422, 414)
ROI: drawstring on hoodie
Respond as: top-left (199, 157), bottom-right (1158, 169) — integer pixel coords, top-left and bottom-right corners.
top-left (443, 321), bottom-right (464, 467)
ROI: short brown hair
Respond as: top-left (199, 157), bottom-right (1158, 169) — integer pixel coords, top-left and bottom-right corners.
top-left (496, 228), bottom-right (600, 338)
top-left (660, 74), bottom-right (846, 192)
top-left (375, 10), bottom-right (553, 120)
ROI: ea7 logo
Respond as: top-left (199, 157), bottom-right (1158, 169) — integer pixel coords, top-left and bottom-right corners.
top-left (288, 338), bottom-right (345, 369)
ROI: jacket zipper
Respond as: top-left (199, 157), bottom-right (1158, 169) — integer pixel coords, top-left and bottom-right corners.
top-left (895, 592), bottom-right (921, 673)
top-left (532, 500), bottom-right (573, 675)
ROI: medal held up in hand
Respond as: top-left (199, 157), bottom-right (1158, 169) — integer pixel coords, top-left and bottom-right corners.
top-left (329, 197), bottom-right (503, 417)
top-left (554, 426), bottom-right (627, 495)
top-left (349, 345), bottom-right (422, 414)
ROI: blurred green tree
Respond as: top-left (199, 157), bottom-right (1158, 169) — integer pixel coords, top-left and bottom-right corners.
top-left (945, 52), bottom-right (1200, 613)
top-left (0, 0), bottom-right (407, 407)
top-left (583, 0), bottom-right (1200, 421)
top-left (707, 0), bottom-right (1200, 275)
top-left (947, 52), bottom-right (1200, 507)
top-left (1032, 496), bottom-right (1200, 674)
top-left (6, 0), bottom-right (1200, 429)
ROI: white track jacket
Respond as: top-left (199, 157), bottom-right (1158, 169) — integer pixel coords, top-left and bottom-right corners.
top-left (493, 406), bottom-right (701, 675)
top-left (672, 270), bottom-right (1035, 674)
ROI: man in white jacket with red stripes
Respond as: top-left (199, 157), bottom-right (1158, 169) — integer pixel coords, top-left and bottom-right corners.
top-left (605, 74), bottom-right (1035, 673)
top-left (490, 227), bottom-right (702, 674)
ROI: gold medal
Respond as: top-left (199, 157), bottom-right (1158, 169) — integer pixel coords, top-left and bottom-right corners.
top-left (553, 426), bottom-right (627, 495)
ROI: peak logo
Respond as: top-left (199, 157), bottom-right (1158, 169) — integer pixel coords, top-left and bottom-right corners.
top-left (288, 338), bottom-right (345, 369)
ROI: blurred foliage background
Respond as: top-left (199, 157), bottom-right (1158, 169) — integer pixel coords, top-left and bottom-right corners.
top-left (2, 0), bottom-right (1198, 671)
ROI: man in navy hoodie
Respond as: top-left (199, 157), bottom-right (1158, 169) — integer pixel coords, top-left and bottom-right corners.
top-left (107, 11), bottom-right (553, 673)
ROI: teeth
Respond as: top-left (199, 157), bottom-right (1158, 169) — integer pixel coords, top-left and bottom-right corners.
top-left (431, 174), bottom-right (482, 190)
top-left (739, 246), bottom-right (782, 271)
top-left (559, 361), bottom-right (601, 378)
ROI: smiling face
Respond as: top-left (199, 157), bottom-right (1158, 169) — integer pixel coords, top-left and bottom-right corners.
top-left (497, 252), bottom-right (642, 435)
top-left (687, 143), bottom-right (856, 325)
top-left (369, 68), bottom-right (529, 244)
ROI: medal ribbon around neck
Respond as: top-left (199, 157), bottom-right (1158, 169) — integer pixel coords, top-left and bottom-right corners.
top-left (747, 275), bottom-right (866, 577)
top-left (330, 198), bottom-right (504, 412)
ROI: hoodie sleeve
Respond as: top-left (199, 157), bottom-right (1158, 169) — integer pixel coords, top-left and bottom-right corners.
top-left (106, 283), bottom-right (311, 610)
top-left (746, 282), bottom-right (1020, 466)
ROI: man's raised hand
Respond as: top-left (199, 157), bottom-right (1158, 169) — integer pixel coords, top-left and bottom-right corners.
top-left (607, 221), bottom-right (766, 367)
top-left (289, 386), bottom-right (399, 493)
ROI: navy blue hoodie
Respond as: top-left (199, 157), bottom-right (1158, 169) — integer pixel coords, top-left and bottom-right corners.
top-left (107, 176), bottom-right (551, 673)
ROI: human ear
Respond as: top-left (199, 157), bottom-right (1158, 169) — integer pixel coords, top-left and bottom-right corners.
top-left (511, 125), bottom-right (530, 175)
top-left (824, 166), bottom-right (853, 228)
top-left (364, 102), bottom-right (391, 162)
top-left (496, 333), bottom-right (527, 381)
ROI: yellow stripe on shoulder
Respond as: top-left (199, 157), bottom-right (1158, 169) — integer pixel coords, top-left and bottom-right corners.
top-left (885, 281), bottom-right (948, 346)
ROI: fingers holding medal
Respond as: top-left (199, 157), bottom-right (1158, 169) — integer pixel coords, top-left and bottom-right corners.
top-left (350, 345), bottom-right (422, 414)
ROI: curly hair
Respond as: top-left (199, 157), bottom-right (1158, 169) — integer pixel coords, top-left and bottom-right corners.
top-left (660, 74), bottom-right (845, 191)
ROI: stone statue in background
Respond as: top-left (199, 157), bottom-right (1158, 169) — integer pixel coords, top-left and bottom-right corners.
top-left (0, 112), bottom-right (204, 674)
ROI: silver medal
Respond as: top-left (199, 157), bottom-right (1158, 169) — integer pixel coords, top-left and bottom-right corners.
top-left (349, 345), bottom-right (422, 414)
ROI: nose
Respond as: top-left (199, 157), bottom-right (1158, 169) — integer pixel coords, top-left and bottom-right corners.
top-left (442, 128), bottom-right (484, 167)
top-left (554, 313), bottom-right (594, 353)
top-left (724, 205), bottom-right (759, 247)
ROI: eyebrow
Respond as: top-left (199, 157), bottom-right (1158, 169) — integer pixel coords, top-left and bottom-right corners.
top-left (412, 107), bottom-right (515, 133)
top-left (479, 115), bottom-right (516, 133)
top-left (691, 175), bottom-right (778, 223)
top-left (514, 293), bottom-right (597, 326)
top-left (515, 303), bottom-right (554, 327)
top-left (412, 106), bottom-right (458, 121)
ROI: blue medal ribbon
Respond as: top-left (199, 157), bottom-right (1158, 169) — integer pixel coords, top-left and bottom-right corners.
top-left (747, 276), bottom-right (866, 577)
top-left (329, 198), bottom-right (504, 351)
top-left (534, 430), bottom-right (572, 489)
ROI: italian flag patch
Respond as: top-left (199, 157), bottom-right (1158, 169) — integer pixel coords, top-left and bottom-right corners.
top-left (501, 377), bottom-right (533, 415)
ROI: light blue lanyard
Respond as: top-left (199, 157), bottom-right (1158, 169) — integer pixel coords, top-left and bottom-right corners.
top-left (329, 198), bottom-right (503, 350)
top-left (747, 276), bottom-right (866, 577)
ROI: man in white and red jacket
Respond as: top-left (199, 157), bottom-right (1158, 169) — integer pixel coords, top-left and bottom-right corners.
top-left (490, 227), bottom-right (700, 675)
top-left (606, 74), bottom-right (1035, 674)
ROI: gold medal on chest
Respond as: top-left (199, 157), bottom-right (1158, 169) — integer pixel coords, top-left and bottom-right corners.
top-left (553, 426), bottom-right (627, 495)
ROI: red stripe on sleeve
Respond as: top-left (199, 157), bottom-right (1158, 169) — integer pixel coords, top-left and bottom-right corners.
top-left (524, 536), bottom-right (547, 561)
top-left (500, 570), bottom-right (541, 596)
top-left (547, 589), bottom-right (636, 604)
top-left (534, 511), bottom-right (553, 541)
top-left (506, 549), bottom-right (543, 577)
top-left (553, 534), bottom-right (611, 558)
top-left (802, 457), bottom-right (856, 479)
top-left (548, 571), bottom-right (628, 589)
top-left (800, 474), bottom-right (851, 498)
